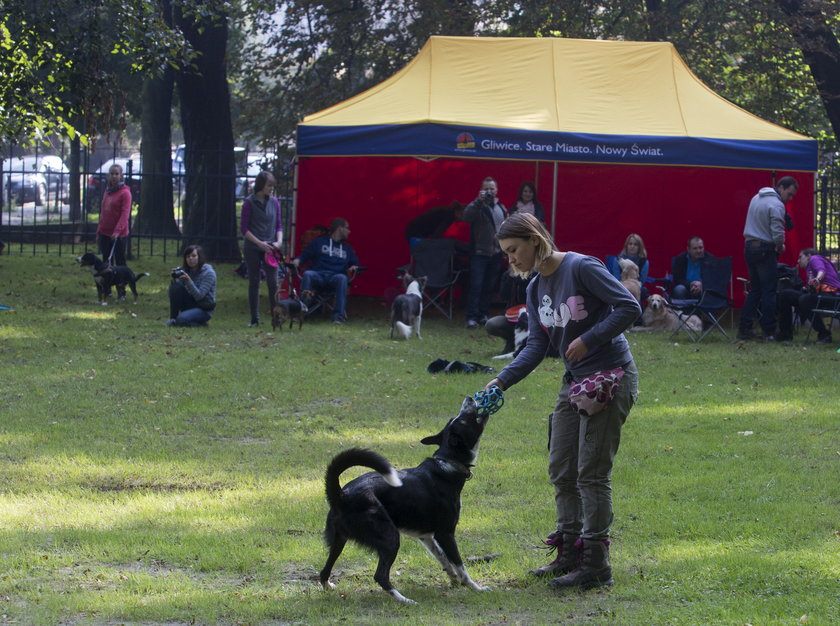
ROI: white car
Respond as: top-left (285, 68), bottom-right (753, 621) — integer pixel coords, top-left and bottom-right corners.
top-left (3, 155), bottom-right (70, 205)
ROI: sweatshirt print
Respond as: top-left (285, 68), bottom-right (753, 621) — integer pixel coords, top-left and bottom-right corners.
top-left (497, 253), bottom-right (640, 388)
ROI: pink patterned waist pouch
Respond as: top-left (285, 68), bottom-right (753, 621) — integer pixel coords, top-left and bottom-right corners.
top-left (568, 367), bottom-right (626, 417)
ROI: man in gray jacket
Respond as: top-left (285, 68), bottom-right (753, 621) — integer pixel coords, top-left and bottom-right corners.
top-left (463, 176), bottom-right (507, 329)
top-left (737, 176), bottom-right (798, 341)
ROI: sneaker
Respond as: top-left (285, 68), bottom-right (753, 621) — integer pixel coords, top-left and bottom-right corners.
top-left (165, 318), bottom-right (176, 327)
top-left (465, 319), bottom-right (479, 329)
top-left (248, 320), bottom-right (259, 328)
top-left (332, 317), bottom-right (344, 325)
top-left (478, 315), bottom-right (488, 325)
top-left (736, 330), bottom-right (757, 341)
top-left (763, 335), bottom-right (777, 342)
top-left (816, 334), bottom-right (832, 344)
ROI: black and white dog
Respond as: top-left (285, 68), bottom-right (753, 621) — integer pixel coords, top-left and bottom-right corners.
top-left (492, 307), bottom-right (529, 360)
top-left (390, 274), bottom-right (424, 340)
top-left (320, 396), bottom-right (490, 604)
top-left (76, 252), bottom-right (149, 305)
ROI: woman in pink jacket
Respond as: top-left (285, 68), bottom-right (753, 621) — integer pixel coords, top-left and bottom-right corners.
top-left (96, 163), bottom-right (132, 266)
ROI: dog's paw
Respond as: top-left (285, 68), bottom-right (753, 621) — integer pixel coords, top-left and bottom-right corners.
top-left (388, 589), bottom-right (416, 604)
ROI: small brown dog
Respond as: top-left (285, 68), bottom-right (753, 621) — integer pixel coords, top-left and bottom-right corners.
top-left (618, 258), bottom-right (642, 302)
top-left (272, 290), bottom-right (308, 331)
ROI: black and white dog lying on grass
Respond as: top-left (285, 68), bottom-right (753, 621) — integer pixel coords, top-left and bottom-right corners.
top-left (76, 252), bottom-right (149, 305)
top-left (319, 396), bottom-right (490, 604)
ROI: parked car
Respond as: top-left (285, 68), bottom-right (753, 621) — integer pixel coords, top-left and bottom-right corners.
top-left (236, 152), bottom-right (277, 199)
top-left (2, 155), bottom-right (70, 206)
top-left (87, 157), bottom-right (142, 211)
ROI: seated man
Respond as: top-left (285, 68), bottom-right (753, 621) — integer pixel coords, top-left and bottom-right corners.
top-left (671, 236), bottom-right (715, 300)
top-left (293, 217), bottom-right (360, 324)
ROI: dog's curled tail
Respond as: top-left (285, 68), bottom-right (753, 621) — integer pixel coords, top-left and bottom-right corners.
top-left (325, 448), bottom-right (402, 508)
top-left (137, 272), bottom-right (151, 280)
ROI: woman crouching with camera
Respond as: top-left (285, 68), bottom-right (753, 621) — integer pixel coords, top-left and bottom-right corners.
top-left (166, 244), bottom-right (217, 327)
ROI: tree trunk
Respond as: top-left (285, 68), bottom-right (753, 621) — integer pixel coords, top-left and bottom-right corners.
top-left (174, 5), bottom-right (239, 261)
top-left (135, 67), bottom-right (180, 236)
top-left (776, 0), bottom-right (840, 143)
top-left (68, 134), bottom-right (82, 221)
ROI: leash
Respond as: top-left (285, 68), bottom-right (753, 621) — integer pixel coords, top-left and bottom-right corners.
top-left (107, 238), bottom-right (117, 264)
top-left (473, 385), bottom-right (504, 417)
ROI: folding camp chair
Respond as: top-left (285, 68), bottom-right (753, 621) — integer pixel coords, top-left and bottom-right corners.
top-left (409, 238), bottom-right (464, 319)
top-left (301, 266), bottom-right (367, 318)
top-left (802, 292), bottom-right (840, 343)
top-left (669, 256), bottom-right (733, 342)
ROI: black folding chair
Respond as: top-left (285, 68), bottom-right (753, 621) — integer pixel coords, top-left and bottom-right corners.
top-left (669, 256), bottom-right (733, 342)
top-left (410, 238), bottom-right (464, 319)
top-left (803, 292), bottom-right (840, 343)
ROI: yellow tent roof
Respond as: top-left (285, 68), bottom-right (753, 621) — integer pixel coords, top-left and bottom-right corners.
top-left (302, 36), bottom-right (807, 141)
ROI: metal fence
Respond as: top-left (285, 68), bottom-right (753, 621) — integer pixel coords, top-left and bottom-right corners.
top-left (0, 142), bottom-right (294, 262)
top-left (815, 163), bottom-right (840, 263)
top-left (2, 142), bottom-right (840, 266)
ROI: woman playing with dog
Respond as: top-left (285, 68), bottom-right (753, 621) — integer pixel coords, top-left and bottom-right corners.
top-left (241, 171), bottom-right (283, 327)
top-left (166, 244), bottom-right (217, 327)
top-left (483, 212), bottom-right (640, 591)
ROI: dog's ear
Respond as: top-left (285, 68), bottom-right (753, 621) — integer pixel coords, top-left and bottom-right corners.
top-left (420, 429), bottom-right (444, 446)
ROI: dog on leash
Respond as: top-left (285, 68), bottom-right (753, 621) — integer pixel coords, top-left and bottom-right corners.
top-left (271, 289), bottom-right (308, 331)
top-left (618, 258), bottom-right (642, 303)
top-left (319, 396), bottom-right (490, 604)
top-left (76, 252), bottom-right (149, 305)
top-left (390, 275), bottom-right (425, 339)
top-left (637, 293), bottom-right (702, 332)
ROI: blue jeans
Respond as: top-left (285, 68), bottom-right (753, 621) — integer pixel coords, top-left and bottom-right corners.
top-left (740, 242), bottom-right (778, 336)
top-left (547, 360), bottom-right (638, 541)
top-left (466, 253), bottom-right (501, 321)
top-left (301, 270), bottom-right (348, 320)
top-left (168, 281), bottom-right (211, 326)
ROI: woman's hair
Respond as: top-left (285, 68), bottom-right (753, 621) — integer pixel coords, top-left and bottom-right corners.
top-left (517, 181), bottom-right (537, 202)
top-left (800, 248), bottom-right (817, 257)
top-left (253, 171), bottom-right (276, 194)
top-left (496, 212), bottom-right (556, 278)
top-left (622, 233), bottom-right (647, 259)
top-left (182, 244), bottom-right (206, 270)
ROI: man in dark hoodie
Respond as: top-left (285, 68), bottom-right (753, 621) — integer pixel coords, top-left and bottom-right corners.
top-left (463, 176), bottom-right (507, 329)
top-left (293, 217), bottom-right (360, 324)
top-left (737, 176), bottom-right (798, 341)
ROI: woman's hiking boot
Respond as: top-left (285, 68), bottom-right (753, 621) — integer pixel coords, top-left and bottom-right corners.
top-left (549, 538), bottom-right (614, 590)
top-left (528, 532), bottom-right (580, 577)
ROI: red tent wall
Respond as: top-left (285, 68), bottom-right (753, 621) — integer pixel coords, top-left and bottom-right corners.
top-left (294, 156), bottom-right (814, 307)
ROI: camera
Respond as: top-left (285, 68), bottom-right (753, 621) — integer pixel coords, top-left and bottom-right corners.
top-left (481, 189), bottom-right (495, 202)
top-left (171, 267), bottom-right (185, 279)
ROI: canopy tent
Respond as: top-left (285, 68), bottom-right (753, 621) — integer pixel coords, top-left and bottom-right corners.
top-left (295, 36), bottom-right (817, 302)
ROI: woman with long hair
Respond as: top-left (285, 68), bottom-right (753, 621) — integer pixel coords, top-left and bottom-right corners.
top-left (166, 244), bottom-right (217, 327)
top-left (241, 171), bottom-right (283, 327)
top-left (483, 212), bottom-right (640, 591)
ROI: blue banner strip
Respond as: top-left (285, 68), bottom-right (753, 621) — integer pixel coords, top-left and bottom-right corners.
top-left (297, 123), bottom-right (817, 171)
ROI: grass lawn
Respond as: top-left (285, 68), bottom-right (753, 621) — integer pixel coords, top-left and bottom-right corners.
top-left (1, 251), bottom-right (838, 625)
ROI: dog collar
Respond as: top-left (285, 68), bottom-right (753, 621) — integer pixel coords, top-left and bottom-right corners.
top-left (434, 456), bottom-right (473, 479)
